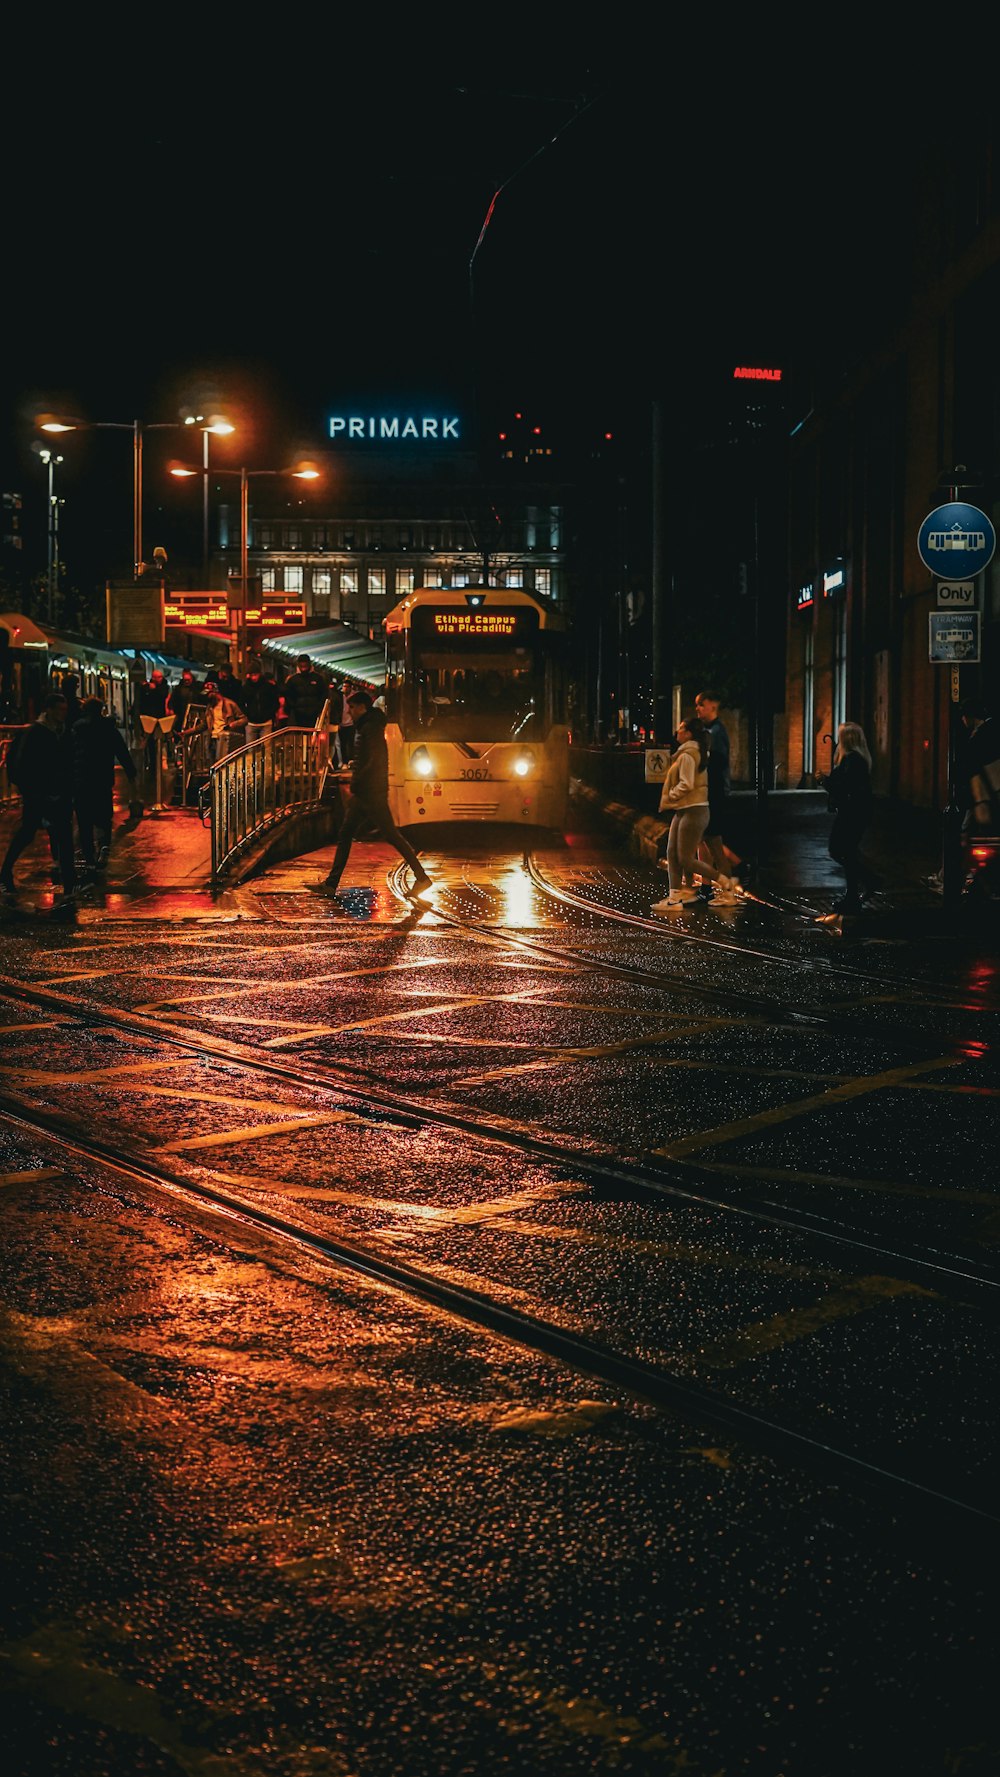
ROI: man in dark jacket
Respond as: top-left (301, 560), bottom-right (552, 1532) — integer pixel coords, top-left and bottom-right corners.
top-left (315, 690), bottom-right (430, 895)
top-left (280, 655), bottom-right (329, 728)
top-left (72, 696), bottom-right (137, 870)
top-left (242, 667), bottom-right (280, 736)
top-left (168, 669), bottom-right (201, 728)
top-left (0, 692), bottom-right (77, 908)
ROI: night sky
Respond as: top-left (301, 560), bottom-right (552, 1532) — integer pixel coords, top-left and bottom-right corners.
top-left (1, 29), bottom-right (908, 586)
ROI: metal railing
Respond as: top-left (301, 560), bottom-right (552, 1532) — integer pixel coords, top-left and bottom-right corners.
top-left (208, 725), bottom-right (333, 882)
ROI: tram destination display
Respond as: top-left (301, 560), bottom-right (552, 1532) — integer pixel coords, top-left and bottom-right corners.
top-left (413, 606), bottom-right (539, 642)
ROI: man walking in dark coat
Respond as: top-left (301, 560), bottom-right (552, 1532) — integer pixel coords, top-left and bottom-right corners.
top-left (315, 690), bottom-right (431, 895)
top-left (0, 692), bottom-right (77, 909)
top-left (72, 696), bottom-right (137, 870)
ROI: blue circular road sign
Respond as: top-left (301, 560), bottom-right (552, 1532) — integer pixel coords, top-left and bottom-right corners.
top-left (917, 502), bottom-right (996, 577)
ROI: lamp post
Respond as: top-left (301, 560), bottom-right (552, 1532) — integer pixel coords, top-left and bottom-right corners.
top-left (37, 411), bottom-right (225, 580)
top-left (32, 443), bottom-right (63, 623)
top-left (183, 414), bottom-right (235, 584)
top-left (170, 461), bottom-right (320, 674)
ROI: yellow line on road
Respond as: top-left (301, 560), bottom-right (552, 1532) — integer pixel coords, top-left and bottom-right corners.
top-left (155, 1112), bottom-right (357, 1153)
top-left (654, 1056), bottom-right (959, 1160)
top-left (0, 1168), bottom-right (65, 1187)
top-left (698, 1275), bottom-right (937, 1368)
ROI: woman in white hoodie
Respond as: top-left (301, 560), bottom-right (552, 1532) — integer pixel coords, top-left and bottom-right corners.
top-left (653, 717), bottom-right (739, 912)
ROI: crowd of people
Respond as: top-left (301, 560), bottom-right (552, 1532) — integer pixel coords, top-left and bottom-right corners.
top-left (0, 652), bottom-right (365, 915)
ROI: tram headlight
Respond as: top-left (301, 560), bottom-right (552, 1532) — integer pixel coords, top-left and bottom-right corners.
top-left (512, 749), bottom-right (536, 778)
top-left (411, 746), bottom-right (435, 778)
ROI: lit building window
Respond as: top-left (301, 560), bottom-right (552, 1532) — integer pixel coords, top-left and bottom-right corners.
top-left (535, 568), bottom-right (551, 595)
top-left (504, 567), bottom-right (523, 588)
top-left (261, 566), bottom-right (276, 594)
top-left (453, 570), bottom-right (469, 588)
top-left (312, 568), bottom-right (332, 605)
top-left (284, 564), bottom-right (304, 595)
top-left (395, 567), bottom-right (414, 596)
top-left (368, 568), bottom-right (386, 598)
top-left (423, 567), bottom-right (442, 587)
top-left (340, 569), bottom-right (359, 602)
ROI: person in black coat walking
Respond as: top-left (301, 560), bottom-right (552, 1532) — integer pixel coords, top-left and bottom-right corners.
top-left (71, 696), bottom-right (137, 870)
top-left (315, 690), bottom-right (431, 895)
top-left (822, 721), bottom-right (873, 913)
top-left (0, 692), bottom-right (77, 907)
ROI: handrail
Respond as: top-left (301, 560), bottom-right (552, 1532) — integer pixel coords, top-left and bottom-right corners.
top-left (209, 725), bottom-right (332, 882)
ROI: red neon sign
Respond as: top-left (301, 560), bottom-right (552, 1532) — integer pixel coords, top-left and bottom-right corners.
top-left (734, 366), bottom-right (782, 382)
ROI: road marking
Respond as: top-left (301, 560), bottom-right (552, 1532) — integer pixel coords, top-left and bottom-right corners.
top-left (654, 1056), bottom-right (959, 1160)
top-left (0, 1168), bottom-right (65, 1188)
top-left (154, 1112), bottom-right (358, 1153)
top-left (697, 1275), bottom-right (937, 1368)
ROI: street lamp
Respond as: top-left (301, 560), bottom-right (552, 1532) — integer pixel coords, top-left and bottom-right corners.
top-left (183, 413), bottom-right (235, 584)
top-left (31, 442), bottom-right (63, 623)
top-left (37, 410), bottom-right (209, 580)
top-left (170, 460), bottom-right (320, 673)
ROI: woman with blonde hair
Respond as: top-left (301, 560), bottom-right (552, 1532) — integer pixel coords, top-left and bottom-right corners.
top-left (823, 721), bottom-right (873, 913)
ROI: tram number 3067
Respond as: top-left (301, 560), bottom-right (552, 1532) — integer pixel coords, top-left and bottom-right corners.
top-left (460, 766), bottom-right (493, 780)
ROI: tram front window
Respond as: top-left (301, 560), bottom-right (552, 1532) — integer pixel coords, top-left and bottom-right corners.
top-left (408, 650), bottom-right (541, 740)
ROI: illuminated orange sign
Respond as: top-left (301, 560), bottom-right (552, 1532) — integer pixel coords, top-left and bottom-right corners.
top-left (432, 612), bottom-right (518, 636)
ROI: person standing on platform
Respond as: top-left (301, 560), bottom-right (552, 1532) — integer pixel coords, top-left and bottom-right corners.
top-left (314, 690), bottom-right (431, 896)
top-left (203, 685), bottom-right (247, 763)
top-left (334, 679), bottom-right (355, 764)
top-left (215, 663), bottom-right (244, 707)
top-left (71, 696), bottom-right (137, 871)
top-left (0, 692), bottom-right (77, 912)
top-left (242, 666), bottom-right (280, 741)
top-left (822, 721), bottom-right (873, 914)
top-left (280, 655), bottom-right (328, 729)
top-left (694, 689), bottom-right (748, 898)
top-left (60, 673), bottom-right (83, 729)
top-left (168, 668), bottom-right (200, 728)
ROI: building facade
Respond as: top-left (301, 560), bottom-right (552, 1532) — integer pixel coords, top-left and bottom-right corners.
top-left (784, 132), bottom-right (1000, 807)
top-left (209, 432), bottom-right (569, 642)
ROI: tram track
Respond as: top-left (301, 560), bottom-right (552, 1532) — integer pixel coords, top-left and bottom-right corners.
top-left (0, 1077), bottom-right (996, 1546)
top-left (0, 967), bottom-right (996, 1304)
top-left (396, 858), bottom-right (998, 1057)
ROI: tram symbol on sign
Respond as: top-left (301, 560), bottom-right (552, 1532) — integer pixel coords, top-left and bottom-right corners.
top-left (918, 503), bottom-right (996, 578)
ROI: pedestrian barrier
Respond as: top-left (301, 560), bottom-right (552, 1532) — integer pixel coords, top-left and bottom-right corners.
top-left (208, 725), bottom-right (333, 883)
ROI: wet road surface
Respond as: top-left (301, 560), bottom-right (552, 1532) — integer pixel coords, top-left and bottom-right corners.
top-left (1, 818), bottom-right (998, 1774)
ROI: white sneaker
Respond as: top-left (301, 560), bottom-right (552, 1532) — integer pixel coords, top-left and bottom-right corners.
top-left (651, 896), bottom-right (684, 912)
top-left (710, 888), bottom-right (739, 906)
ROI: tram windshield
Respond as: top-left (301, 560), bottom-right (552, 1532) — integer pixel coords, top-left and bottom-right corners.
top-left (389, 605), bottom-right (556, 742)
top-left (407, 648), bottom-right (542, 740)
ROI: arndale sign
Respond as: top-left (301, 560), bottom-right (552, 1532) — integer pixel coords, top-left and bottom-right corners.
top-left (329, 414), bottom-right (461, 442)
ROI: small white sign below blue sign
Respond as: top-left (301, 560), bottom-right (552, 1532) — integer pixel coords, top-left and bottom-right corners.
top-left (928, 611), bottom-right (981, 663)
top-left (918, 503), bottom-right (996, 578)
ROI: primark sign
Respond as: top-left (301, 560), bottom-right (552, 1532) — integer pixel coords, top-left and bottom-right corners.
top-left (328, 414), bottom-right (461, 442)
